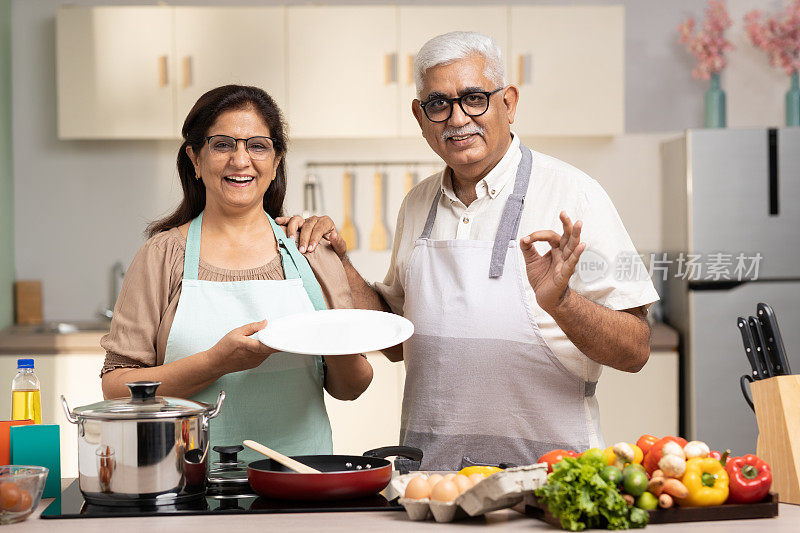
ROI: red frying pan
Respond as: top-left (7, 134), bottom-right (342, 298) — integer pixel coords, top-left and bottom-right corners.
top-left (245, 443), bottom-right (423, 501)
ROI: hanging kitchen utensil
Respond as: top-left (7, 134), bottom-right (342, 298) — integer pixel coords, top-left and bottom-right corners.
top-left (369, 171), bottom-right (389, 251)
top-left (749, 316), bottom-right (775, 379)
top-left (340, 170), bottom-right (358, 250)
top-left (302, 173), bottom-right (321, 219)
top-left (757, 302), bottom-right (792, 376)
top-left (246, 446), bottom-right (423, 501)
top-left (737, 316), bottom-right (762, 380)
top-left (244, 440), bottom-right (321, 474)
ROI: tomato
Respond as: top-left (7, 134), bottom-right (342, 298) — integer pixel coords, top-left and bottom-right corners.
top-left (537, 449), bottom-right (578, 473)
top-left (636, 434), bottom-right (659, 457)
top-left (643, 436), bottom-right (688, 475)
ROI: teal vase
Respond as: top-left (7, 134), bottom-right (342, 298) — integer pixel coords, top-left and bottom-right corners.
top-left (786, 71), bottom-right (800, 127)
top-left (705, 72), bottom-right (726, 128)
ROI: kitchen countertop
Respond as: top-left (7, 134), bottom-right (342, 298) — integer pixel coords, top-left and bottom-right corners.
top-left (0, 323), bottom-right (680, 355)
top-left (6, 479), bottom-right (797, 532)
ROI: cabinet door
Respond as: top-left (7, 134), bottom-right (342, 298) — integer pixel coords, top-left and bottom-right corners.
top-left (398, 7), bottom-right (509, 137)
top-left (57, 6), bottom-right (175, 139)
top-left (173, 7), bottom-right (287, 129)
top-left (287, 7), bottom-right (399, 138)
top-left (509, 6), bottom-right (624, 136)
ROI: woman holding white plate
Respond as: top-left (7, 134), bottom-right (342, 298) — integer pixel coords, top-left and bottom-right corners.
top-left (100, 85), bottom-right (373, 459)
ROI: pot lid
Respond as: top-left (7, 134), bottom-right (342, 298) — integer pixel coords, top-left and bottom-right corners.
top-left (71, 381), bottom-right (213, 420)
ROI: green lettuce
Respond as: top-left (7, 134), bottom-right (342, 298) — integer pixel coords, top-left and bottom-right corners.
top-left (534, 455), bottom-right (649, 531)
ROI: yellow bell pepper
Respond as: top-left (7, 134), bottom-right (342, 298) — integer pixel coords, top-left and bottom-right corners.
top-left (457, 466), bottom-right (502, 478)
top-left (604, 444), bottom-right (643, 466)
top-left (680, 457), bottom-right (729, 507)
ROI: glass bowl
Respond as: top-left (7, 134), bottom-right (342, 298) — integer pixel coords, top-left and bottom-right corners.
top-left (0, 466), bottom-right (49, 525)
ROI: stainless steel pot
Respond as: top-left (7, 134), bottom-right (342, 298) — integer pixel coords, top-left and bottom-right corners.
top-left (61, 381), bottom-right (225, 506)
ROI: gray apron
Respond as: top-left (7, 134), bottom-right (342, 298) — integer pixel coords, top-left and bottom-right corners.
top-left (399, 144), bottom-right (598, 471)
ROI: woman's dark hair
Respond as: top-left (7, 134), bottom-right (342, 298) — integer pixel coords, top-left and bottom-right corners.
top-left (147, 85), bottom-right (288, 237)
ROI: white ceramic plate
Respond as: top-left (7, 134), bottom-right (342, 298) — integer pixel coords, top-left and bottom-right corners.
top-left (255, 309), bottom-right (414, 355)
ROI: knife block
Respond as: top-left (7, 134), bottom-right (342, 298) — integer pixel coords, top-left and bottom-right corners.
top-left (751, 375), bottom-right (800, 504)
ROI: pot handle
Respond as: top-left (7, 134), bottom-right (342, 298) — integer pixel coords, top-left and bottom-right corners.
top-left (362, 445), bottom-right (423, 462)
top-left (208, 390), bottom-right (226, 419)
top-left (60, 395), bottom-right (78, 424)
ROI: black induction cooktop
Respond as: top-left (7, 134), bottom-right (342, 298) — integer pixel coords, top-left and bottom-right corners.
top-left (41, 480), bottom-right (402, 519)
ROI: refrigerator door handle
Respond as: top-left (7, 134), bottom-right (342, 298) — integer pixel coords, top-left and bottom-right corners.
top-left (768, 128), bottom-right (779, 216)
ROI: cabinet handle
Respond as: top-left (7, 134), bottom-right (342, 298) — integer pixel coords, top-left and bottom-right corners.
top-left (158, 55), bottom-right (169, 87)
top-left (517, 54), bottom-right (532, 86)
top-left (407, 54), bottom-right (415, 86)
top-left (182, 56), bottom-right (193, 88)
top-left (384, 53), bottom-right (397, 85)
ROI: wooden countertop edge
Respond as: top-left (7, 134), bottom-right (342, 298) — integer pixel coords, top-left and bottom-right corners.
top-left (0, 322), bottom-right (680, 355)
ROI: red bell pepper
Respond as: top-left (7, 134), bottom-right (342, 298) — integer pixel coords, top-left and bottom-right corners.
top-left (643, 436), bottom-right (688, 475)
top-left (538, 449), bottom-right (577, 473)
top-left (725, 454), bottom-right (772, 504)
top-left (708, 450), bottom-right (722, 461)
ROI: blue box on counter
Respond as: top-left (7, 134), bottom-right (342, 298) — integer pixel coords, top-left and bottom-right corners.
top-left (10, 424), bottom-right (60, 498)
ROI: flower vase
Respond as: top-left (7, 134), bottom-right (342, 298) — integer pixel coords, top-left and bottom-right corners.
top-left (705, 72), bottom-right (726, 128)
top-left (786, 71), bottom-right (800, 127)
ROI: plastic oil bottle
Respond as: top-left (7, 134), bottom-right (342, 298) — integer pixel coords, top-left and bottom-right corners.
top-left (11, 358), bottom-right (41, 424)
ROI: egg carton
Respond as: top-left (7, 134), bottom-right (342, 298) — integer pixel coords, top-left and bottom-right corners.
top-left (395, 464), bottom-right (548, 523)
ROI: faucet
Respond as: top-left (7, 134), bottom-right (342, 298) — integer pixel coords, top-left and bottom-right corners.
top-left (99, 261), bottom-right (125, 320)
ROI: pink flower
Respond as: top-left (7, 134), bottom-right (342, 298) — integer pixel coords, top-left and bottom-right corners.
top-left (678, 0), bottom-right (734, 80)
top-left (745, 0), bottom-right (800, 76)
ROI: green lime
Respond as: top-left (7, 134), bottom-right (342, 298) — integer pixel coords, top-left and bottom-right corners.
top-left (580, 448), bottom-right (606, 465)
top-left (600, 465), bottom-right (622, 486)
top-left (623, 463), bottom-right (646, 474)
top-left (635, 491), bottom-right (658, 510)
top-left (622, 469), bottom-right (648, 497)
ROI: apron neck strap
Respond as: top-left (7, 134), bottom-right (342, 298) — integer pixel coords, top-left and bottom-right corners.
top-left (489, 144), bottom-right (532, 278)
top-left (267, 215), bottom-right (328, 311)
top-left (182, 211), bottom-right (328, 311)
top-left (184, 212), bottom-right (203, 280)
top-left (418, 144), bottom-right (533, 278)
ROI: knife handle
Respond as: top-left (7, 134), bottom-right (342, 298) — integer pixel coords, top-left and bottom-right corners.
top-left (757, 302), bottom-right (792, 376)
top-left (738, 317), bottom-right (761, 380)
top-left (748, 316), bottom-right (773, 379)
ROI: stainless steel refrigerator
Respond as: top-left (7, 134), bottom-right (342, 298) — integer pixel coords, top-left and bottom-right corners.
top-left (661, 128), bottom-right (800, 455)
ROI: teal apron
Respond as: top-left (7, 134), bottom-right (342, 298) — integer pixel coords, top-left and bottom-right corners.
top-left (164, 212), bottom-right (333, 462)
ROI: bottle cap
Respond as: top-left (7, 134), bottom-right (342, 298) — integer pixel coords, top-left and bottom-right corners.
top-left (17, 358), bottom-right (34, 369)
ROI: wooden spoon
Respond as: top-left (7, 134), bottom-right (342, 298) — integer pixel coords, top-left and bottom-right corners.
top-left (340, 171), bottom-right (358, 251)
top-left (369, 171), bottom-right (389, 251)
top-left (243, 439), bottom-right (322, 474)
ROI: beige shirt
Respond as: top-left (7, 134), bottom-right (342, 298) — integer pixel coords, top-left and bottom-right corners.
top-left (374, 133), bottom-right (660, 382)
top-left (101, 227), bottom-right (353, 375)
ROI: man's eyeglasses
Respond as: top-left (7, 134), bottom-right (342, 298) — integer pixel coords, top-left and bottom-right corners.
top-left (205, 135), bottom-right (277, 160)
top-left (419, 87), bottom-right (505, 123)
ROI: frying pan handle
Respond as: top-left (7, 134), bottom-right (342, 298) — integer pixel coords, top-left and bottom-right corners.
top-left (362, 446), bottom-right (423, 462)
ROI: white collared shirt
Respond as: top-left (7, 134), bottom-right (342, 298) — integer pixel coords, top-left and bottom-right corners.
top-left (374, 133), bottom-right (659, 382)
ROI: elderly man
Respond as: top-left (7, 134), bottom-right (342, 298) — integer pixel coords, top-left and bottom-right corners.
top-left (284, 31), bottom-right (658, 470)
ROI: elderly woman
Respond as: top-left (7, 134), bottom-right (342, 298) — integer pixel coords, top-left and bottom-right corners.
top-left (100, 85), bottom-right (373, 457)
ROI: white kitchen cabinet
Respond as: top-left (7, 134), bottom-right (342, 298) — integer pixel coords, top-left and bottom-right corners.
top-left (0, 353), bottom-right (106, 478)
top-left (596, 349), bottom-right (679, 446)
top-left (509, 6), bottom-right (625, 136)
top-left (324, 352), bottom-right (405, 455)
top-left (173, 7), bottom-right (287, 127)
top-left (397, 6), bottom-right (509, 137)
top-left (57, 6), bottom-right (288, 140)
top-left (286, 7), bottom-right (399, 138)
top-left (57, 6), bottom-right (175, 139)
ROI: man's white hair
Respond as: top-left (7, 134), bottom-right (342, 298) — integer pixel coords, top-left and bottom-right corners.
top-left (414, 31), bottom-right (506, 99)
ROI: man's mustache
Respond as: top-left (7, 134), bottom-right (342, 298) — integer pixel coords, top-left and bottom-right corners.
top-left (440, 125), bottom-right (485, 142)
